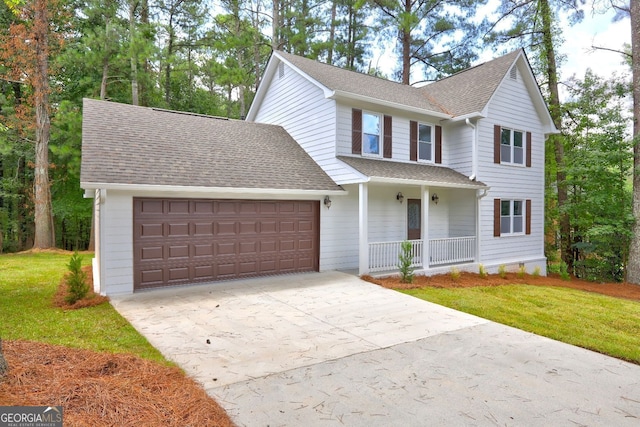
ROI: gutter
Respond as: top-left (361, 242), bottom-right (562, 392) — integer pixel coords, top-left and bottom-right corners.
top-left (330, 90), bottom-right (453, 120)
top-left (80, 182), bottom-right (346, 196)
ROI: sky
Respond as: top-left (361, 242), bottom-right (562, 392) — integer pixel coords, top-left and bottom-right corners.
top-left (377, 2), bottom-right (631, 97)
top-left (557, 5), bottom-right (631, 82)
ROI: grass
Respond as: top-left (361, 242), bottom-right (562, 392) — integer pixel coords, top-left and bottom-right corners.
top-left (0, 251), bottom-right (167, 364)
top-left (402, 285), bottom-right (640, 364)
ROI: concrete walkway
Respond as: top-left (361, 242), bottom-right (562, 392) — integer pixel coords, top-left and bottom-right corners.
top-left (111, 271), bottom-right (640, 426)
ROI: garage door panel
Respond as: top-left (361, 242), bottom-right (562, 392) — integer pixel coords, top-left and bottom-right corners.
top-left (168, 245), bottom-right (189, 259)
top-left (167, 200), bottom-right (189, 214)
top-left (139, 223), bottom-right (164, 238)
top-left (168, 223), bottom-right (189, 237)
top-left (194, 244), bottom-right (213, 257)
top-left (216, 222), bottom-right (236, 235)
top-left (194, 222), bottom-right (213, 236)
top-left (260, 221), bottom-right (277, 233)
top-left (134, 198), bottom-right (319, 290)
top-left (141, 246), bottom-right (163, 261)
top-left (280, 221), bottom-right (296, 233)
top-left (239, 221), bottom-right (258, 234)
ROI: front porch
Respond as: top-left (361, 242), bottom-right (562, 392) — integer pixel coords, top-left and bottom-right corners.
top-left (351, 181), bottom-right (484, 275)
top-left (369, 236), bottom-right (476, 272)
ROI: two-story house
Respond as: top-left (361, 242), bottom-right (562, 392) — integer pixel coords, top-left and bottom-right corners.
top-left (81, 49), bottom-right (557, 295)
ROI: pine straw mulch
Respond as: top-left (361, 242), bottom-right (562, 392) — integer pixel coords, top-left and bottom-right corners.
top-left (0, 341), bottom-right (235, 427)
top-left (0, 254), bottom-right (235, 426)
top-left (52, 265), bottom-right (110, 310)
top-left (363, 272), bottom-right (640, 302)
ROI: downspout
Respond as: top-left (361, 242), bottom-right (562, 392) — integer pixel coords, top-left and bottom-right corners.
top-left (465, 118), bottom-right (477, 180)
top-left (476, 187), bottom-right (489, 267)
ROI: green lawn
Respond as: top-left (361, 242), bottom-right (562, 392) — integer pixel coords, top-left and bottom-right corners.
top-left (0, 251), bottom-right (167, 363)
top-left (402, 285), bottom-right (640, 364)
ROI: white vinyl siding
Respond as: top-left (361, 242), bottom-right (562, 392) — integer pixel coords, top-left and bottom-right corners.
top-left (253, 61), bottom-right (361, 183)
top-left (477, 62), bottom-right (545, 266)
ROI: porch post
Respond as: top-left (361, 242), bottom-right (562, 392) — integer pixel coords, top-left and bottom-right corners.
top-left (358, 182), bottom-right (369, 275)
top-left (421, 186), bottom-right (429, 269)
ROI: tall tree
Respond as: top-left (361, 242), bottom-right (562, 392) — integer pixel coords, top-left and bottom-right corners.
top-left (1, 0), bottom-right (57, 248)
top-left (372, 0), bottom-right (487, 84)
top-left (563, 71), bottom-right (633, 282)
top-left (626, 0), bottom-right (640, 283)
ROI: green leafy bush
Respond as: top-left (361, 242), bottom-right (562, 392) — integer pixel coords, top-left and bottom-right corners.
top-left (498, 264), bottom-right (507, 279)
top-left (65, 252), bottom-right (89, 304)
top-left (559, 262), bottom-right (571, 281)
top-left (478, 264), bottom-right (488, 279)
top-left (517, 265), bottom-right (527, 278)
top-left (398, 241), bottom-right (414, 284)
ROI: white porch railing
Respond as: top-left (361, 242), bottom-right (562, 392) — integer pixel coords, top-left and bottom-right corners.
top-left (429, 236), bottom-right (476, 266)
top-left (369, 240), bottom-right (423, 273)
top-left (368, 236), bottom-right (476, 272)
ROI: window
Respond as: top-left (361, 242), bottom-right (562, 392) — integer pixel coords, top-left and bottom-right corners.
top-left (418, 123), bottom-right (433, 162)
top-left (362, 112), bottom-right (380, 156)
top-left (500, 127), bottom-right (525, 165)
top-left (501, 200), bottom-right (524, 235)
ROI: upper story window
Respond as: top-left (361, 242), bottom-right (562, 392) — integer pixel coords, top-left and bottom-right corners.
top-left (362, 112), bottom-right (381, 156)
top-left (418, 123), bottom-right (434, 162)
top-left (352, 109), bottom-right (392, 158)
top-left (410, 121), bottom-right (442, 164)
top-left (494, 125), bottom-right (531, 167)
top-left (500, 127), bottom-right (525, 166)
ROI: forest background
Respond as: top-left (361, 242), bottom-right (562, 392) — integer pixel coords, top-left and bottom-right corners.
top-left (0, 0), bottom-right (637, 283)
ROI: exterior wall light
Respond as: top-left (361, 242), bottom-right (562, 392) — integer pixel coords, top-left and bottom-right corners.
top-left (396, 192), bottom-right (404, 203)
top-left (431, 193), bottom-right (439, 205)
top-left (324, 196), bottom-right (332, 209)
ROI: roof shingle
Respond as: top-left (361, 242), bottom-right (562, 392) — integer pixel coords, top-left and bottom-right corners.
top-left (337, 156), bottom-right (487, 188)
top-left (80, 99), bottom-right (342, 192)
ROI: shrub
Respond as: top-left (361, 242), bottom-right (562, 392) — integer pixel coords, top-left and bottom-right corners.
top-left (517, 265), bottom-right (527, 278)
top-left (559, 261), bottom-right (571, 281)
top-left (65, 252), bottom-right (90, 304)
top-left (398, 241), bottom-right (414, 284)
top-left (498, 264), bottom-right (507, 279)
top-left (532, 266), bottom-right (541, 277)
top-left (478, 264), bottom-right (488, 279)
top-left (450, 267), bottom-right (460, 281)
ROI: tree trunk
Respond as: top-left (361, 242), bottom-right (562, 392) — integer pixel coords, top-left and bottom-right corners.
top-left (401, 0), bottom-right (411, 85)
top-left (626, 0), bottom-right (640, 284)
top-left (32, 0), bottom-right (55, 249)
top-left (129, 0), bottom-right (139, 106)
top-left (327, 0), bottom-right (337, 64)
top-left (272, 0), bottom-right (280, 50)
top-left (540, 0), bottom-right (570, 269)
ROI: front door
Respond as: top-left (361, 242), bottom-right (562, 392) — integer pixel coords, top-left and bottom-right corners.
top-left (407, 199), bottom-right (421, 240)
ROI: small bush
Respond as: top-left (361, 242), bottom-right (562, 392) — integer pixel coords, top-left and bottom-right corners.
top-left (517, 265), bottom-right (527, 278)
top-left (450, 267), bottom-right (461, 281)
top-left (398, 241), bottom-right (414, 284)
top-left (498, 264), bottom-right (507, 279)
top-left (532, 266), bottom-right (541, 277)
top-left (559, 261), bottom-right (571, 281)
top-left (65, 252), bottom-right (90, 304)
top-left (478, 264), bottom-right (488, 279)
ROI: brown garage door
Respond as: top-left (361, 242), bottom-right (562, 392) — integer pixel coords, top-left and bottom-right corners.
top-left (133, 198), bottom-right (320, 290)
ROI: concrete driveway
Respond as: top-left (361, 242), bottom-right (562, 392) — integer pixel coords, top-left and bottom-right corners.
top-left (111, 271), bottom-right (640, 426)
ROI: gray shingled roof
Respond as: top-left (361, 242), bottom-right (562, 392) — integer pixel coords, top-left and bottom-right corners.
top-left (420, 49), bottom-right (523, 117)
top-left (81, 99), bottom-right (343, 192)
top-left (277, 49), bottom-right (523, 118)
top-left (337, 156), bottom-right (487, 188)
top-left (276, 51), bottom-right (447, 114)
